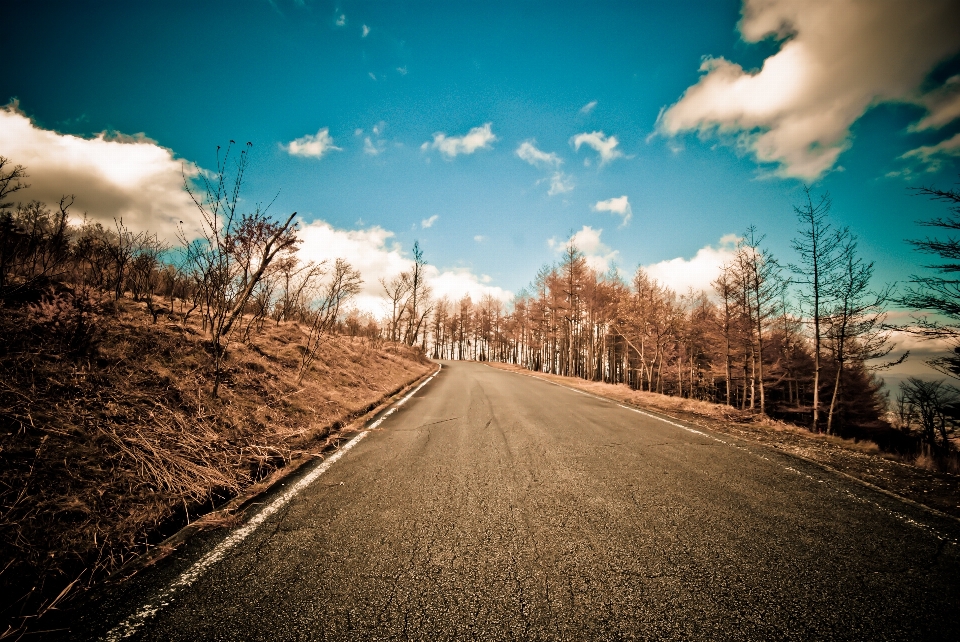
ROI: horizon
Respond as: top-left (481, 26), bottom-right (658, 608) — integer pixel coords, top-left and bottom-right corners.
top-left (2, 0), bottom-right (960, 386)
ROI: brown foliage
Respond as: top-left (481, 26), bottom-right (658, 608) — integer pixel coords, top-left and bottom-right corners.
top-left (0, 297), bottom-right (430, 634)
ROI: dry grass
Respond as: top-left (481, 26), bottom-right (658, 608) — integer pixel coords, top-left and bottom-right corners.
top-left (487, 362), bottom-right (879, 448)
top-left (0, 297), bottom-right (432, 637)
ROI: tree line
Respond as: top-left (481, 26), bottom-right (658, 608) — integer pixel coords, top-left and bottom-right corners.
top-left (0, 146), bottom-right (370, 397)
top-left (414, 185), bottom-right (960, 463)
top-left (2, 146), bottom-right (958, 462)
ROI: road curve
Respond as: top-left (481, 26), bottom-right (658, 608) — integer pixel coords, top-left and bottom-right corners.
top-left (69, 360), bottom-right (960, 640)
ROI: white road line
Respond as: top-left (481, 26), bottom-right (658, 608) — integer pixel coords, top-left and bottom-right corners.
top-left (502, 367), bottom-right (958, 545)
top-left (101, 365), bottom-right (441, 641)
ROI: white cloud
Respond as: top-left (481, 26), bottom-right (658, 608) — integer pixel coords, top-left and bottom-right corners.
top-left (0, 103), bottom-right (201, 241)
top-left (361, 24), bottom-right (370, 37)
top-left (296, 219), bottom-right (510, 314)
top-left (899, 131), bottom-right (960, 174)
top-left (644, 235), bottom-right (739, 295)
top-left (870, 310), bottom-right (956, 390)
top-left (422, 123), bottom-right (497, 158)
top-left (911, 75), bottom-right (960, 132)
top-left (335, 13), bottom-right (346, 27)
top-left (285, 128), bottom-right (341, 158)
top-left (518, 140), bottom-right (573, 195)
top-left (571, 131), bottom-right (623, 165)
top-left (547, 172), bottom-right (574, 196)
top-left (593, 196), bottom-right (632, 226)
top-left (421, 214), bottom-right (439, 228)
top-left (397, 66), bottom-right (408, 76)
top-left (550, 226), bottom-right (620, 273)
top-left (363, 136), bottom-right (381, 156)
top-left (659, 0), bottom-right (960, 180)
top-left (361, 122), bottom-right (388, 155)
top-left (474, 235), bottom-right (486, 243)
top-left (516, 140), bottom-right (562, 168)
top-left (429, 268), bottom-right (511, 305)
top-left (580, 100), bottom-right (598, 114)
top-left (368, 72), bottom-right (377, 81)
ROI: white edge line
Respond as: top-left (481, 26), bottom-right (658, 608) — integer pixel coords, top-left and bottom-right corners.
top-left (501, 366), bottom-right (958, 545)
top-left (101, 364), bottom-right (441, 641)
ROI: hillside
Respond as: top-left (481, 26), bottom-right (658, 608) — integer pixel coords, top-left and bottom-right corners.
top-left (0, 294), bottom-right (432, 636)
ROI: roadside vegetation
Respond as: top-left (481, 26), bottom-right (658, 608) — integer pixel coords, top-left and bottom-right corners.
top-left (0, 151), bottom-right (431, 637)
top-left (422, 186), bottom-right (960, 472)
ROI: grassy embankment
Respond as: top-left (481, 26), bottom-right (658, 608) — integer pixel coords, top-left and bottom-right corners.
top-left (0, 296), bottom-right (432, 637)
top-left (486, 362), bottom-right (960, 520)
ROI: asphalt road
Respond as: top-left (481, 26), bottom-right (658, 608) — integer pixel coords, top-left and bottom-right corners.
top-left (68, 360), bottom-right (960, 640)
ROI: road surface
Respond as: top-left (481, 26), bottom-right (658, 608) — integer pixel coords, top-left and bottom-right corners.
top-left (67, 361), bottom-right (960, 640)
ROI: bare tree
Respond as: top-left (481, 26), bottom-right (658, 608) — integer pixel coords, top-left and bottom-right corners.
top-left (181, 142), bottom-right (299, 397)
top-left (736, 226), bottom-right (782, 415)
top-left (274, 257), bottom-right (325, 324)
top-left (0, 156), bottom-right (29, 210)
top-left (898, 180), bottom-right (960, 379)
top-left (824, 235), bottom-right (905, 434)
top-left (380, 271), bottom-right (412, 342)
top-left (298, 258), bottom-right (362, 381)
top-left (897, 378), bottom-right (958, 457)
top-left (791, 189), bottom-right (845, 430)
top-left (106, 218), bottom-right (144, 301)
top-left (402, 241), bottom-right (433, 347)
top-left (712, 269), bottom-right (736, 407)
top-left (0, 157), bottom-right (29, 289)
top-left (126, 232), bottom-right (169, 322)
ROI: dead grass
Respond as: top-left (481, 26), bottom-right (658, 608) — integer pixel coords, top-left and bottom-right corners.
top-left (0, 297), bottom-right (432, 637)
top-left (487, 362), bottom-right (960, 519)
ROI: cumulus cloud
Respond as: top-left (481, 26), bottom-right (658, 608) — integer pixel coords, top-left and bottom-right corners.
top-left (474, 235), bottom-right (486, 243)
top-left (397, 66), bottom-right (408, 76)
top-left (429, 268), bottom-right (511, 305)
top-left (571, 131), bottom-right (623, 165)
top-left (421, 214), bottom-right (439, 228)
top-left (421, 123), bottom-right (497, 158)
top-left (580, 100), bottom-right (598, 114)
top-left (644, 234), bottom-right (739, 295)
top-left (659, 0), bottom-right (960, 180)
top-left (361, 24), bottom-right (370, 37)
top-left (296, 219), bottom-right (510, 314)
top-left (0, 103), bottom-right (201, 241)
top-left (285, 128), bottom-right (341, 158)
top-left (593, 196), bottom-right (633, 226)
top-left (549, 226), bottom-right (620, 273)
top-left (335, 13), bottom-right (346, 27)
top-left (516, 140), bottom-right (562, 168)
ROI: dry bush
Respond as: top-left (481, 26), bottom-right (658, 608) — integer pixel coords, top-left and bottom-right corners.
top-left (0, 297), bottom-right (431, 636)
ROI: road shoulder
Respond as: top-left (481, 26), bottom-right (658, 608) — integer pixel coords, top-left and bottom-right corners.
top-left (484, 362), bottom-right (960, 521)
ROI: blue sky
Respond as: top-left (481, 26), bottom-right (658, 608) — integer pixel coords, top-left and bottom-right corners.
top-left (2, 0), bottom-right (960, 314)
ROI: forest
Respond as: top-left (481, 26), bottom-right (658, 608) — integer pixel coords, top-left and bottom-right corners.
top-left (403, 190), bottom-right (960, 465)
